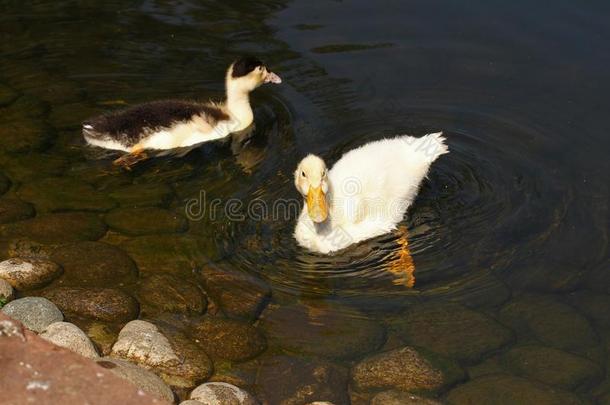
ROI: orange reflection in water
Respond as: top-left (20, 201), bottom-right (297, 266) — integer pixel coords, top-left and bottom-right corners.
top-left (387, 226), bottom-right (415, 288)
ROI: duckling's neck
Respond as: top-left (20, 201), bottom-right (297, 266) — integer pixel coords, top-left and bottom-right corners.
top-left (225, 82), bottom-right (254, 132)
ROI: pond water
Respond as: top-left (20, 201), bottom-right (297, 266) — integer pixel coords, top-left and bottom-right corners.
top-left (1, 0), bottom-right (609, 403)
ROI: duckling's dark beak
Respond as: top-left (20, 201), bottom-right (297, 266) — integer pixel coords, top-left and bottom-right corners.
top-left (264, 71), bottom-right (282, 84)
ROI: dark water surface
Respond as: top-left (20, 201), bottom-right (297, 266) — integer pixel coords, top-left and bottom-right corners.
top-left (1, 0), bottom-right (609, 403)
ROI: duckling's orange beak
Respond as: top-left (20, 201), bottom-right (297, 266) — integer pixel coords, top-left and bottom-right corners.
top-left (264, 71), bottom-right (282, 84)
top-left (306, 185), bottom-right (328, 223)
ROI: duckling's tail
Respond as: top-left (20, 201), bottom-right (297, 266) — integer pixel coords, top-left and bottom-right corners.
top-left (406, 131), bottom-right (449, 163)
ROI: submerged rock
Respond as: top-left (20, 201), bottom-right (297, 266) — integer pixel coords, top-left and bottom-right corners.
top-left (370, 391), bottom-right (443, 405)
top-left (1, 296), bottom-right (63, 332)
top-left (261, 301), bottom-right (385, 360)
top-left (42, 286), bottom-right (139, 323)
top-left (122, 234), bottom-right (214, 276)
top-left (5, 238), bottom-right (54, 260)
top-left (40, 321), bottom-right (99, 359)
top-left (96, 358), bottom-right (175, 403)
top-left (51, 241), bottom-right (137, 287)
top-left (0, 257), bottom-right (62, 290)
top-left (138, 274), bottom-right (206, 316)
top-left (190, 316), bottom-right (266, 362)
top-left (502, 345), bottom-right (603, 390)
top-left (0, 83), bottom-right (19, 106)
top-left (445, 374), bottom-right (588, 405)
top-left (0, 278), bottom-right (14, 303)
top-left (0, 153), bottom-right (68, 183)
top-left (111, 320), bottom-right (213, 388)
top-left (0, 198), bottom-right (34, 224)
top-left (0, 120), bottom-right (53, 153)
top-left (256, 355), bottom-right (349, 405)
top-left (394, 301), bottom-right (513, 363)
top-left (0, 172), bottom-right (9, 195)
top-left (564, 290), bottom-right (610, 331)
top-left (190, 382), bottom-right (258, 405)
top-left (84, 321), bottom-right (121, 356)
top-left (201, 265), bottom-right (271, 321)
top-left (105, 207), bottom-right (188, 236)
top-left (0, 212), bottom-right (107, 244)
top-left (108, 183), bottom-right (174, 208)
top-left (17, 177), bottom-right (117, 213)
top-left (499, 295), bottom-right (598, 355)
top-left (351, 346), bottom-right (464, 394)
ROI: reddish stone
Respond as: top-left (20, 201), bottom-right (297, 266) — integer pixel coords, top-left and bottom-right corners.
top-left (0, 313), bottom-right (171, 405)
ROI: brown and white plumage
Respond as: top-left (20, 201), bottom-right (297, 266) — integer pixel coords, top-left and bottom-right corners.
top-left (82, 56), bottom-right (281, 160)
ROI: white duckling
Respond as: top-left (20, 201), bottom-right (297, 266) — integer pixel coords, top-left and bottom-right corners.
top-left (82, 56), bottom-right (281, 166)
top-left (294, 132), bottom-right (448, 254)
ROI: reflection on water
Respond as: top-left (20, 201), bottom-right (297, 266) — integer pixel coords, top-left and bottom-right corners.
top-left (1, 0), bottom-right (609, 402)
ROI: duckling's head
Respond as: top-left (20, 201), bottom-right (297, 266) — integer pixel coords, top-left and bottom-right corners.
top-left (226, 56), bottom-right (282, 93)
top-left (295, 154), bottom-right (329, 223)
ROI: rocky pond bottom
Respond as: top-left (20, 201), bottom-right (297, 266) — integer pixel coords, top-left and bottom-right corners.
top-left (1, 221), bottom-right (609, 404)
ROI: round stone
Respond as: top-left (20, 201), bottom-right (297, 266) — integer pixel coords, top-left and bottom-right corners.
top-left (95, 358), bottom-right (175, 402)
top-left (503, 345), bottom-right (603, 390)
top-left (350, 346), bottom-right (464, 394)
top-left (394, 301), bottom-right (513, 363)
top-left (17, 177), bottom-right (117, 213)
top-left (0, 258), bottom-right (62, 290)
top-left (0, 212), bottom-right (107, 244)
top-left (51, 241), bottom-right (137, 287)
top-left (256, 355), bottom-right (349, 405)
top-left (42, 286), bottom-right (139, 323)
top-left (190, 382), bottom-right (258, 405)
top-left (104, 207), bottom-right (188, 236)
top-left (371, 391), bottom-right (442, 405)
top-left (446, 374), bottom-right (588, 405)
top-left (108, 183), bottom-right (174, 208)
top-left (137, 274), bottom-right (206, 316)
top-left (1, 296), bottom-right (63, 333)
top-left (0, 278), bottom-right (15, 304)
top-left (499, 295), bottom-right (598, 355)
top-left (0, 199), bottom-right (35, 225)
top-left (190, 316), bottom-right (266, 361)
top-left (0, 120), bottom-right (53, 153)
top-left (261, 301), bottom-right (385, 360)
top-left (40, 321), bottom-right (99, 358)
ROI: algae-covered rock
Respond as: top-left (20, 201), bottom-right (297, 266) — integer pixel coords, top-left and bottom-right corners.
top-left (137, 274), bottom-right (206, 316)
top-left (42, 286), bottom-right (139, 323)
top-left (0, 172), bottom-right (9, 195)
top-left (0, 212), bottom-right (107, 244)
top-left (191, 316), bottom-right (266, 362)
top-left (122, 234), bottom-right (215, 276)
top-left (499, 295), bottom-right (598, 354)
top-left (105, 207), bottom-right (188, 236)
top-left (17, 177), bottom-right (116, 213)
top-left (108, 183), bottom-right (174, 208)
top-left (0, 198), bottom-right (35, 224)
top-left (261, 301), bottom-right (385, 360)
top-left (394, 301), bottom-right (513, 363)
top-left (201, 265), bottom-right (270, 321)
top-left (256, 355), bottom-right (349, 405)
top-left (51, 241), bottom-right (137, 287)
top-left (503, 345), bottom-right (603, 390)
top-left (351, 346), bottom-right (464, 394)
top-left (0, 83), bottom-right (19, 106)
top-left (371, 391), bottom-right (443, 405)
top-left (445, 374), bottom-right (588, 405)
top-left (0, 120), bottom-right (53, 153)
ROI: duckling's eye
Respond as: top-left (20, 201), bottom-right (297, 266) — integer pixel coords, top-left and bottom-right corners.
top-left (301, 171), bottom-right (306, 178)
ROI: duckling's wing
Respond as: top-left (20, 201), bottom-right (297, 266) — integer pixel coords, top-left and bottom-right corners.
top-left (82, 100), bottom-right (229, 148)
